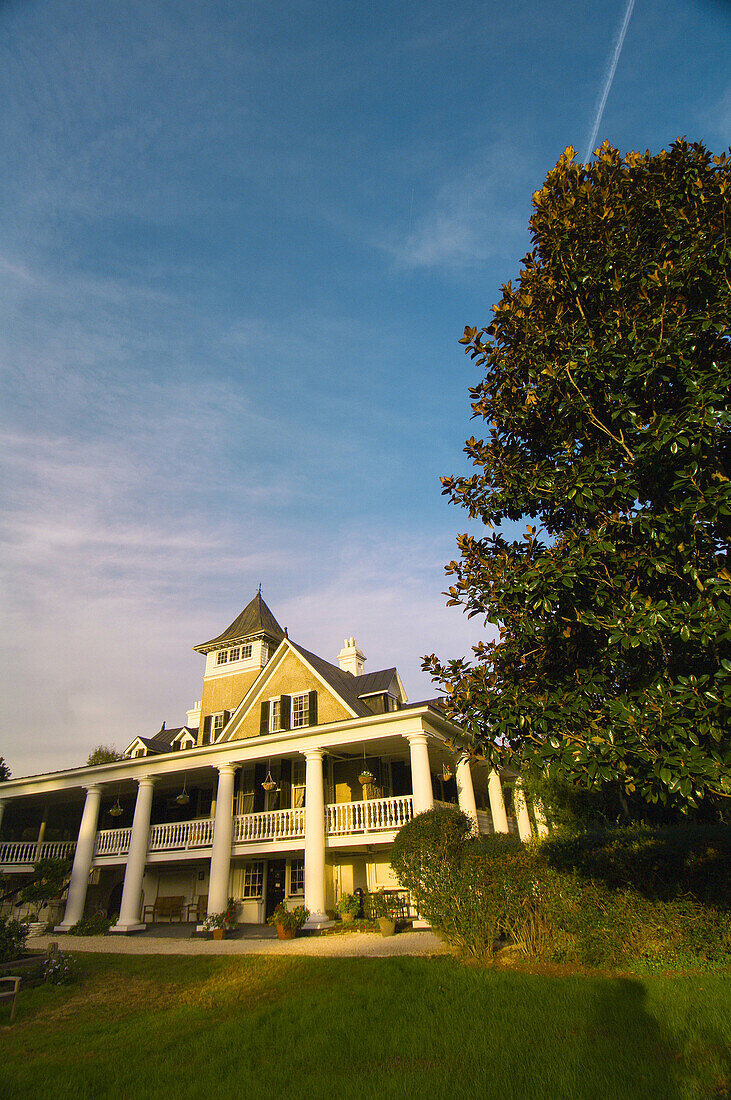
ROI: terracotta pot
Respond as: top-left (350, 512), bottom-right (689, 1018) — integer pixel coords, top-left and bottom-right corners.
top-left (378, 918), bottom-right (396, 938)
top-left (212, 928), bottom-right (225, 940)
top-left (276, 923), bottom-right (296, 940)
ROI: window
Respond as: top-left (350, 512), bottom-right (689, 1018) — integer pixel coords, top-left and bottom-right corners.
top-left (229, 647), bottom-right (240, 662)
top-left (270, 699), bottom-right (281, 732)
top-left (242, 862), bottom-right (264, 898)
top-left (216, 650), bottom-right (228, 665)
top-left (241, 643), bottom-right (253, 659)
top-left (289, 859), bottom-right (304, 895)
top-left (292, 693), bottom-right (309, 728)
top-left (212, 713), bottom-right (225, 739)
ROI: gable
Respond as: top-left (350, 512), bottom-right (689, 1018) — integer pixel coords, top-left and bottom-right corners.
top-left (222, 643), bottom-right (355, 740)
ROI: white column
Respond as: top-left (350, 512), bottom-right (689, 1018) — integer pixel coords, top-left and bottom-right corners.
top-left (514, 780), bottom-right (533, 842)
top-left (111, 777), bottom-right (156, 933)
top-left (35, 808), bottom-right (49, 861)
top-left (456, 754), bottom-right (478, 831)
top-left (533, 800), bottom-right (549, 838)
top-left (488, 770), bottom-right (510, 834)
top-left (303, 749), bottom-right (328, 929)
top-left (406, 733), bottom-right (434, 814)
top-left (57, 785), bottom-right (103, 931)
top-left (207, 764), bottom-right (237, 916)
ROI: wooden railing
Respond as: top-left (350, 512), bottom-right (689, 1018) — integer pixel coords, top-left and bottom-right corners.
top-left (148, 818), bottom-right (214, 851)
top-left (95, 827), bottom-right (132, 857)
top-left (0, 840), bottom-right (77, 865)
top-left (233, 807), bottom-right (305, 842)
top-left (326, 795), bottom-right (413, 835)
top-left (79, 794), bottom-right (417, 862)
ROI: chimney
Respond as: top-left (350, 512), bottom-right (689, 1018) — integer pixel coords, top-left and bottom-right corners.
top-left (337, 637), bottom-right (366, 677)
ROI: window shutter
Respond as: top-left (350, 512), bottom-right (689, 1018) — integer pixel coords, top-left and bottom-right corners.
top-left (260, 701), bottom-right (269, 735)
top-left (308, 690), bottom-right (318, 727)
top-left (253, 762), bottom-right (266, 813)
top-left (280, 759), bottom-right (292, 808)
top-left (223, 710), bottom-right (231, 729)
top-left (280, 694), bottom-right (291, 730)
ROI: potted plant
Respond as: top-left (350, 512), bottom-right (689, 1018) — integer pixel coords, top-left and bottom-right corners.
top-left (335, 893), bottom-right (360, 925)
top-left (203, 898), bottom-right (237, 940)
top-left (370, 891), bottom-right (400, 937)
top-left (267, 901), bottom-right (309, 940)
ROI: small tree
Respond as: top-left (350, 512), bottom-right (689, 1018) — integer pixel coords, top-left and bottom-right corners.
top-left (425, 140), bottom-right (731, 814)
top-left (86, 745), bottom-right (124, 766)
top-left (0, 756), bottom-right (10, 782)
top-left (19, 858), bottom-right (70, 919)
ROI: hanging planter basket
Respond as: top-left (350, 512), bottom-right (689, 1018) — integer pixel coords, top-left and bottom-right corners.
top-left (175, 792), bottom-right (190, 806)
top-left (358, 770), bottom-right (375, 787)
top-left (109, 803), bottom-right (123, 818)
top-left (262, 772), bottom-right (277, 793)
top-left (442, 763), bottom-right (453, 783)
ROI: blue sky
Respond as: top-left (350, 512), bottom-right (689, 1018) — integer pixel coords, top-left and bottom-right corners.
top-left (1, 0), bottom-right (729, 774)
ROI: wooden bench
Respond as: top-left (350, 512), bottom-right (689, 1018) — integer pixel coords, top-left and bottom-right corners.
top-left (0, 976), bottom-right (21, 1024)
top-left (142, 895), bottom-right (185, 923)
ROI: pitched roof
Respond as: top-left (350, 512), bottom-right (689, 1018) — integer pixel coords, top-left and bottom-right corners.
top-left (126, 725), bottom-right (197, 756)
top-left (194, 592), bottom-right (286, 653)
top-left (289, 643), bottom-right (402, 717)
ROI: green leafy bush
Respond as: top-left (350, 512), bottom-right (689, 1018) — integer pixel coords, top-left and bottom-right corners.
top-left (0, 916), bottom-right (28, 962)
top-left (391, 807), bottom-right (731, 965)
top-left (68, 913), bottom-right (113, 936)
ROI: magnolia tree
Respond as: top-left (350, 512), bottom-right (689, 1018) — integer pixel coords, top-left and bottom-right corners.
top-left (424, 140), bottom-right (731, 814)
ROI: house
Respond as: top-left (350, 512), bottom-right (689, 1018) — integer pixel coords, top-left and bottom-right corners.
top-left (0, 592), bottom-right (543, 931)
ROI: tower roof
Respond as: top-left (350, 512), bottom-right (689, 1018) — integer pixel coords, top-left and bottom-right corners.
top-left (193, 591), bottom-right (286, 653)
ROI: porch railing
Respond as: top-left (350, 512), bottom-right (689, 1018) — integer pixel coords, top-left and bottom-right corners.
top-left (0, 839), bottom-right (77, 865)
top-left (233, 807), bottom-right (305, 843)
top-left (84, 794), bottom-right (415, 860)
top-left (326, 794), bottom-right (413, 835)
top-left (148, 818), bottom-right (214, 851)
top-left (95, 827), bottom-right (132, 857)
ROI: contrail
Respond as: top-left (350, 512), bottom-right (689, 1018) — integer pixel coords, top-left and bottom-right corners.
top-left (584, 0), bottom-right (636, 163)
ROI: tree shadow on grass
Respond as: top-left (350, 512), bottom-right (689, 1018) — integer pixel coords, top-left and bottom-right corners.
top-left (564, 976), bottom-right (729, 1100)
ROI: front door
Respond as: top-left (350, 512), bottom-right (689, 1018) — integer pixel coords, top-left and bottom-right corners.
top-left (264, 859), bottom-right (286, 920)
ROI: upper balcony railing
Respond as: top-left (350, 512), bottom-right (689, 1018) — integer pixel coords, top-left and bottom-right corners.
top-left (326, 794), bottom-right (413, 835)
top-left (0, 840), bottom-right (77, 865)
top-left (0, 795), bottom-right (418, 866)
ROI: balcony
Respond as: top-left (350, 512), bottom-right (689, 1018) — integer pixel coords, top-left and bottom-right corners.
top-left (91, 794), bottom-right (414, 861)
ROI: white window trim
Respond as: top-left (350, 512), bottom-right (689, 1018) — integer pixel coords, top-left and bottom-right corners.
top-left (291, 692), bottom-right (310, 729)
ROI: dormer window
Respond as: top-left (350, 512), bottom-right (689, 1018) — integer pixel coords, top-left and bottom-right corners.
top-left (216, 650), bottom-right (228, 665)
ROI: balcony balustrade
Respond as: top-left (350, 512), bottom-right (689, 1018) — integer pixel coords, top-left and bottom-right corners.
top-left (0, 839), bottom-right (77, 865)
top-left (326, 794), bottom-right (413, 835)
top-left (3, 795), bottom-right (417, 867)
top-left (233, 806), bottom-right (305, 843)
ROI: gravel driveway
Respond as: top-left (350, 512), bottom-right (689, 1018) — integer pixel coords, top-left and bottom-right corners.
top-left (31, 930), bottom-right (450, 958)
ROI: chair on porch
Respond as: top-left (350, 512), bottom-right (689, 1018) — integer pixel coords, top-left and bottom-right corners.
top-left (0, 976), bottom-right (22, 1024)
top-left (186, 894), bottom-right (208, 922)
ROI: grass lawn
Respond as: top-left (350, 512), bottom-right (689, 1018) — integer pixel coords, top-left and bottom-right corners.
top-left (1, 952), bottom-right (729, 1099)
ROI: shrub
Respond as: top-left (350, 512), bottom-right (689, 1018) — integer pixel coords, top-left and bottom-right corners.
top-left (68, 913), bottom-right (113, 936)
top-left (391, 808), bottom-right (731, 966)
top-left (0, 916), bottom-right (28, 962)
